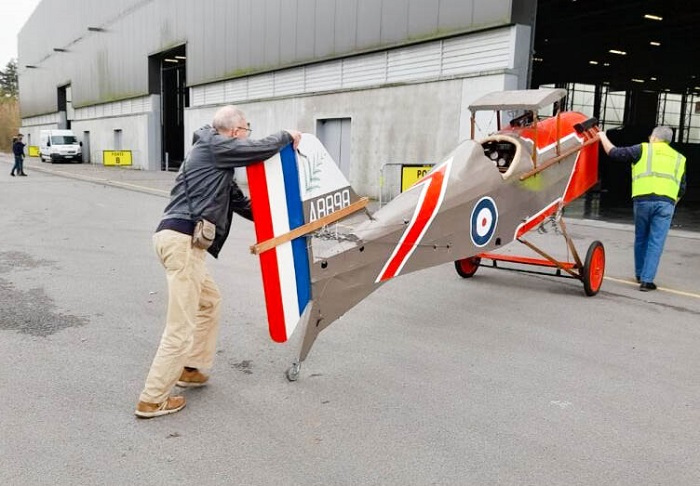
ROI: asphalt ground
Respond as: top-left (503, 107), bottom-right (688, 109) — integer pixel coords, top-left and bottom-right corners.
top-left (1, 154), bottom-right (699, 485)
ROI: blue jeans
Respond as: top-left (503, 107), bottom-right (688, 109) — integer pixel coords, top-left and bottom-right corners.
top-left (12, 155), bottom-right (23, 174)
top-left (633, 199), bottom-right (674, 283)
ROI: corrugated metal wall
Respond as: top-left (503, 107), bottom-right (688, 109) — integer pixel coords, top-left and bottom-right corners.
top-left (18, 0), bottom-right (525, 117)
top-left (189, 27), bottom-right (518, 106)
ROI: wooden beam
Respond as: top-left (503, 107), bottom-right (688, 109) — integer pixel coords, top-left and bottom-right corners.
top-left (519, 135), bottom-right (599, 181)
top-left (250, 197), bottom-right (370, 255)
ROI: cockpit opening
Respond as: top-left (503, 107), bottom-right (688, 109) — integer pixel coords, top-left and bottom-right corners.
top-left (482, 140), bottom-right (517, 173)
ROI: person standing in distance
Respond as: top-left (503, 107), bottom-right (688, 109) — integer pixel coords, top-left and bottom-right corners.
top-left (136, 105), bottom-right (301, 418)
top-left (11, 134), bottom-right (27, 176)
top-left (598, 126), bottom-right (686, 291)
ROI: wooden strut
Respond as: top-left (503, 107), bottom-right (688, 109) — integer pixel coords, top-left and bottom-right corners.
top-left (250, 197), bottom-right (370, 255)
top-left (516, 216), bottom-right (584, 279)
top-left (518, 237), bottom-right (579, 278)
top-left (519, 134), bottom-right (600, 181)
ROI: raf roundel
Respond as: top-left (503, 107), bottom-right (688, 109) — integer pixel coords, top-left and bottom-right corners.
top-left (470, 197), bottom-right (498, 247)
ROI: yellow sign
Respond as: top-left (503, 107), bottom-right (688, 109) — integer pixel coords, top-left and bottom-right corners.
top-left (401, 165), bottom-right (434, 192)
top-left (28, 146), bottom-right (40, 157)
top-left (103, 150), bottom-right (132, 166)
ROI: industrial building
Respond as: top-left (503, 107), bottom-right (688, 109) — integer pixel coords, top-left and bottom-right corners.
top-left (18, 0), bottom-right (700, 204)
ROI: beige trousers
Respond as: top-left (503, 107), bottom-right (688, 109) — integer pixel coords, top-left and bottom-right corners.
top-left (139, 230), bottom-right (221, 404)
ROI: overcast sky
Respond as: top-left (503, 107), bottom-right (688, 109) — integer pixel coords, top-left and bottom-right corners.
top-left (0, 0), bottom-right (42, 69)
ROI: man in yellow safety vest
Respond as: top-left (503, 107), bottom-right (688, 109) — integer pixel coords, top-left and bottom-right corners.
top-left (598, 126), bottom-right (686, 291)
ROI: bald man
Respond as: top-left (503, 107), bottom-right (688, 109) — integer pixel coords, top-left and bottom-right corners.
top-left (136, 105), bottom-right (301, 418)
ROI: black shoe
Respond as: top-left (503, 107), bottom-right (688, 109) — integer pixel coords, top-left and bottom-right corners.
top-left (639, 282), bottom-right (657, 292)
top-left (10, 173), bottom-right (15, 176)
top-left (19, 173), bottom-right (27, 177)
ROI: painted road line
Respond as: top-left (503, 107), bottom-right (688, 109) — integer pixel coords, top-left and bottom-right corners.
top-left (605, 275), bottom-right (700, 299)
top-left (16, 164), bottom-right (170, 198)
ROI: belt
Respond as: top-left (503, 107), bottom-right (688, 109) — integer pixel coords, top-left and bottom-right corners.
top-left (156, 218), bottom-right (196, 236)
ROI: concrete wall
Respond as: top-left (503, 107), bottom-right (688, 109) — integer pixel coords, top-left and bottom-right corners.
top-left (21, 22), bottom-right (532, 182)
top-left (21, 95), bottom-right (161, 170)
top-left (185, 72), bottom-right (518, 199)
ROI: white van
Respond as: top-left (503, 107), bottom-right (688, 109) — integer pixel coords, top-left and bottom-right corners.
top-left (40, 129), bottom-right (82, 163)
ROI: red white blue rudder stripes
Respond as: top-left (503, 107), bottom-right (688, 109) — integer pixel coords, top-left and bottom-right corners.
top-left (247, 144), bottom-right (311, 343)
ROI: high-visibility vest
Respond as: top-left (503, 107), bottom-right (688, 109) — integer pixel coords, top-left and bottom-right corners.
top-left (632, 142), bottom-right (686, 201)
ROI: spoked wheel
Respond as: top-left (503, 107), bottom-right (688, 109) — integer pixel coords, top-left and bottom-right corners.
top-left (582, 240), bottom-right (605, 296)
top-left (454, 256), bottom-right (481, 278)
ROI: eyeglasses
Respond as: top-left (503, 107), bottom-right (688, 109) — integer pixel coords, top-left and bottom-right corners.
top-left (235, 126), bottom-right (252, 134)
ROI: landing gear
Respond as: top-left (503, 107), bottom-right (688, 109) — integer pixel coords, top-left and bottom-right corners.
top-left (454, 256), bottom-right (481, 278)
top-left (454, 218), bottom-right (606, 296)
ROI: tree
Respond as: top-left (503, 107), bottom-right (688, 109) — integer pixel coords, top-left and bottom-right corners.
top-left (0, 59), bottom-right (19, 98)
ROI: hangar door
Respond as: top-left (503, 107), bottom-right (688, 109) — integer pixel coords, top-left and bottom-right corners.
top-left (317, 118), bottom-right (351, 178)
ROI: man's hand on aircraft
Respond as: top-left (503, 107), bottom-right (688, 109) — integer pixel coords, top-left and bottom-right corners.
top-left (285, 129), bottom-right (302, 149)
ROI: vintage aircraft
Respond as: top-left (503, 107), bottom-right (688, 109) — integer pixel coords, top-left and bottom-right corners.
top-left (246, 88), bottom-right (603, 381)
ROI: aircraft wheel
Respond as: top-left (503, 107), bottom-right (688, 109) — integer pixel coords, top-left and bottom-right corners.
top-left (454, 256), bottom-right (481, 278)
top-left (286, 362), bottom-right (301, 382)
top-left (582, 241), bottom-right (605, 296)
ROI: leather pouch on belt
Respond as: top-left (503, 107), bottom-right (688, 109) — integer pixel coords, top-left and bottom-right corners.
top-left (192, 219), bottom-right (216, 250)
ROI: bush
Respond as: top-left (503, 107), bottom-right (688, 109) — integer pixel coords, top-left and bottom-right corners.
top-left (0, 98), bottom-right (19, 153)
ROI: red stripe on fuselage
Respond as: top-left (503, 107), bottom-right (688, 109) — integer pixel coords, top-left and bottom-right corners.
top-left (378, 165), bottom-right (447, 281)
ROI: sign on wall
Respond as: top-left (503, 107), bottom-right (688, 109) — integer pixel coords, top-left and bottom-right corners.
top-left (28, 146), bottom-right (40, 157)
top-left (400, 164), bottom-right (435, 192)
top-left (103, 150), bottom-right (132, 166)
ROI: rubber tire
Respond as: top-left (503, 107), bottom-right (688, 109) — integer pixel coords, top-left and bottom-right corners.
top-left (582, 240), bottom-right (605, 296)
top-left (454, 256), bottom-right (481, 278)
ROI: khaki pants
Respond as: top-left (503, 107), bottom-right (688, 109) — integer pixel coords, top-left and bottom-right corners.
top-left (139, 230), bottom-right (221, 404)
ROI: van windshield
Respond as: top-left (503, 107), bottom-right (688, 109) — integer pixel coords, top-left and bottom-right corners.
top-left (51, 136), bottom-right (78, 145)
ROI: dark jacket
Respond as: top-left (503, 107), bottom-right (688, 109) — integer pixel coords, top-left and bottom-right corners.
top-left (160, 125), bottom-right (292, 258)
top-left (12, 140), bottom-right (25, 157)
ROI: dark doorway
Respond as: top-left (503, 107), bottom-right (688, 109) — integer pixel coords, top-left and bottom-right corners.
top-left (57, 85), bottom-right (70, 129)
top-left (82, 131), bottom-right (90, 163)
top-left (149, 45), bottom-right (188, 171)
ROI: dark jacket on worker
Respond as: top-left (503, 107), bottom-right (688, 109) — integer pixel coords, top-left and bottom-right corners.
top-left (157, 125), bottom-right (292, 258)
top-left (12, 140), bottom-right (25, 157)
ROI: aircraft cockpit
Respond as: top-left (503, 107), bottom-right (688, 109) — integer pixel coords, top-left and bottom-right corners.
top-left (482, 140), bottom-right (516, 173)
top-left (468, 88), bottom-right (569, 177)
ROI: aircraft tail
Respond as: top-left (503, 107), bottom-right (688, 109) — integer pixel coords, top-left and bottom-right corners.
top-left (247, 134), bottom-right (362, 343)
top-left (247, 144), bottom-right (312, 343)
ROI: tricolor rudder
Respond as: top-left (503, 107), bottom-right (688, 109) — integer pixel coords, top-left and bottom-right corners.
top-left (247, 144), bottom-right (311, 343)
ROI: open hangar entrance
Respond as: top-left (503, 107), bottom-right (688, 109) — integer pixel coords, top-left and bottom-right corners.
top-left (532, 0), bottom-right (700, 227)
top-left (149, 45), bottom-right (189, 171)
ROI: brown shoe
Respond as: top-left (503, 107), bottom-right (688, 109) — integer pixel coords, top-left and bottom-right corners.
top-left (134, 396), bottom-right (186, 419)
top-left (176, 368), bottom-right (209, 388)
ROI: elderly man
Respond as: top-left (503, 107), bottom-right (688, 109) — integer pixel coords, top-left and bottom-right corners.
top-left (136, 105), bottom-right (301, 418)
top-left (598, 126), bottom-right (686, 291)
